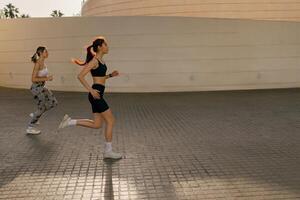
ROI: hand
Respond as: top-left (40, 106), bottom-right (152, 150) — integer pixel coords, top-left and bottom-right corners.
top-left (111, 70), bottom-right (119, 77)
top-left (47, 75), bottom-right (53, 81)
top-left (90, 89), bottom-right (101, 99)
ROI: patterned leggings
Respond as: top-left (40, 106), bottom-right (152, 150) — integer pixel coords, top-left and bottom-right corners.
top-left (29, 82), bottom-right (58, 126)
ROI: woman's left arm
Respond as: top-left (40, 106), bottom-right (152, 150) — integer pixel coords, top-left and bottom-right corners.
top-left (105, 70), bottom-right (119, 80)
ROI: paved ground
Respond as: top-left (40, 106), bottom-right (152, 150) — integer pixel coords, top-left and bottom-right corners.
top-left (0, 87), bottom-right (300, 200)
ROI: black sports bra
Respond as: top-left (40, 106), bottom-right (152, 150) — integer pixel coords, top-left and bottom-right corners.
top-left (91, 58), bottom-right (107, 77)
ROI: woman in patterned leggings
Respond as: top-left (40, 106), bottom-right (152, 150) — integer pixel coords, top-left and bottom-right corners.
top-left (26, 46), bottom-right (58, 135)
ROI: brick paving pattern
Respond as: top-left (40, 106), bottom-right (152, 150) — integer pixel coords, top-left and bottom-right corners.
top-left (0, 87), bottom-right (300, 200)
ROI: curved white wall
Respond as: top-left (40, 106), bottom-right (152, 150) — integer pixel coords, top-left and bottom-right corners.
top-left (82, 0), bottom-right (300, 22)
top-left (0, 16), bottom-right (300, 92)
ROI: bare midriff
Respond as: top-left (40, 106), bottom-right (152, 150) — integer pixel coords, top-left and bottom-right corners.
top-left (93, 77), bottom-right (106, 85)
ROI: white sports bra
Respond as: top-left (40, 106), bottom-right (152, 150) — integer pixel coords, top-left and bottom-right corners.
top-left (38, 67), bottom-right (48, 77)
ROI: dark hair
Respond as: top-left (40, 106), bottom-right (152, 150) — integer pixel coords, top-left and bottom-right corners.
top-left (31, 46), bottom-right (46, 63)
top-left (73, 38), bottom-right (105, 66)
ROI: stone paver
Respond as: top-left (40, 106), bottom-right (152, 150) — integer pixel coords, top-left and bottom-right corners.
top-left (0, 87), bottom-right (300, 200)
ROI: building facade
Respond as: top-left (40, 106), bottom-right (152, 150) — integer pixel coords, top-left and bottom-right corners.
top-left (82, 0), bottom-right (300, 21)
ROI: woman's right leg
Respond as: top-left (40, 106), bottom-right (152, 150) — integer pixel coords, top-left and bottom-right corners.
top-left (43, 87), bottom-right (58, 111)
top-left (100, 109), bottom-right (122, 159)
top-left (100, 109), bottom-right (115, 142)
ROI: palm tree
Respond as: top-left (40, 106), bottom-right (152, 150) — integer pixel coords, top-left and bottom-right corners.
top-left (20, 14), bottom-right (30, 18)
top-left (3, 3), bottom-right (19, 18)
top-left (51, 10), bottom-right (64, 17)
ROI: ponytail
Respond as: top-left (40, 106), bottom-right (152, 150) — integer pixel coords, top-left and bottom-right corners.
top-left (72, 37), bottom-right (105, 66)
top-left (72, 45), bottom-right (94, 66)
top-left (31, 46), bottom-right (46, 63)
top-left (31, 53), bottom-right (39, 63)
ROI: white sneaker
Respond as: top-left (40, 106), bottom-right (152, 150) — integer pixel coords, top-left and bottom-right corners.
top-left (103, 151), bottom-right (123, 160)
top-left (58, 114), bottom-right (70, 130)
top-left (26, 126), bottom-right (41, 135)
top-left (29, 113), bottom-right (40, 125)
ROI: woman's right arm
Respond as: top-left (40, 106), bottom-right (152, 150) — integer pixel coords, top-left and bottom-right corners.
top-left (77, 58), bottom-right (100, 99)
top-left (31, 63), bottom-right (50, 82)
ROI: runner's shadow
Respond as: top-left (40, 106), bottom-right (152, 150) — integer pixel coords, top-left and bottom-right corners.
top-left (102, 159), bottom-right (120, 200)
top-left (0, 135), bottom-right (54, 188)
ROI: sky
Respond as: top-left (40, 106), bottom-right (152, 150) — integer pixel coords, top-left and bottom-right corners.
top-left (0, 0), bottom-right (84, 17)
